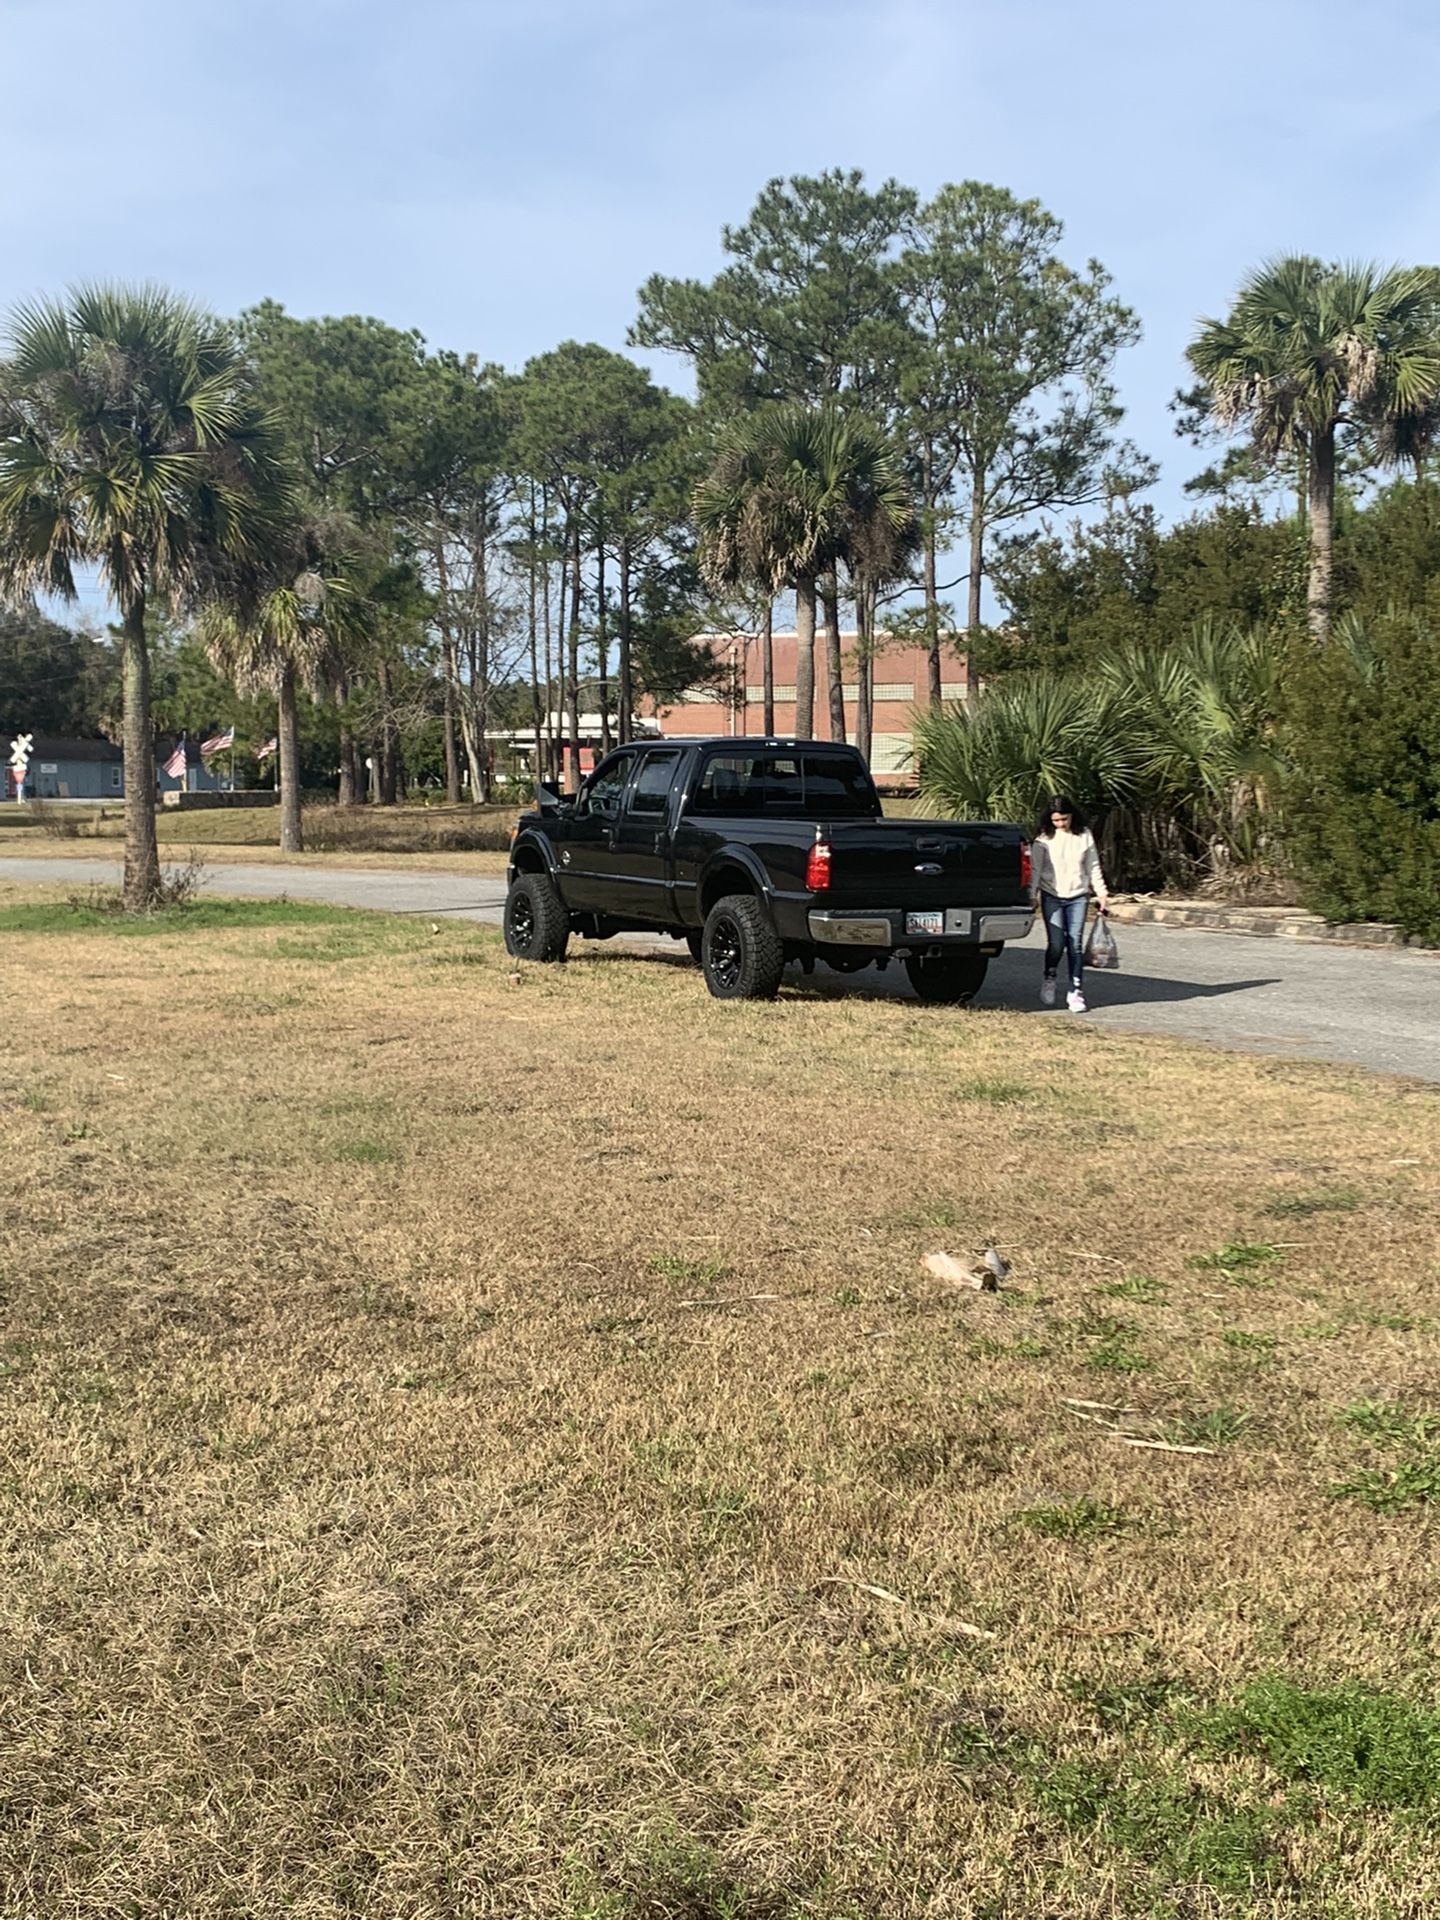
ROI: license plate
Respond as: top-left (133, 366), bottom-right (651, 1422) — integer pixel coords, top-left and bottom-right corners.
top-left (906, 911), bottom-right (945, 936)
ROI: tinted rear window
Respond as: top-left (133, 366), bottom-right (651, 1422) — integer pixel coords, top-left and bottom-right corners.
top-left (690, 752), bottom-right (878, 819)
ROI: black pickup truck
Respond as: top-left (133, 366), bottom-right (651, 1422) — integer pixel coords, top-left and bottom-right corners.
top-left (504, 737), bottom-right (1033, 1003)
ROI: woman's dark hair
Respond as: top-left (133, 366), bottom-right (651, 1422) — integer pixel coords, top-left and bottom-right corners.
top-left (1035, 794), bottom-right (1088, 838)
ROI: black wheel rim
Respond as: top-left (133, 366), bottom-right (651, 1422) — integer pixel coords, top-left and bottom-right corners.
top-left (709, 915), bottom-right (743, 990)
top-left (510, 892), bottom-right (535, 949)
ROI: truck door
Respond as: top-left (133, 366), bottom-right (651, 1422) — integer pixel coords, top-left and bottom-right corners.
top-left (607, 747), bottom-right (683, 920)
top-left (559, 749), bottom-right (636, 909)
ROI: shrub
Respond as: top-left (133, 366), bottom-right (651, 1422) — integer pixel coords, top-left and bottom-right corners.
top-left (1280, 612), bottom-right (1440, 942)
top-left (914, 619), bottom-right (1286, 892)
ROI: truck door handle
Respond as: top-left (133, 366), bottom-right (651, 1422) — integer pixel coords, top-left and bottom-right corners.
top-left (915, 836), bottom-right (944, 852)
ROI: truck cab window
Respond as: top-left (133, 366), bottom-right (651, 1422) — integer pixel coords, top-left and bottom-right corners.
top-left (580, 755), bottom-right (632, 819)
top-left (628, 750), bottom-right (680, 816)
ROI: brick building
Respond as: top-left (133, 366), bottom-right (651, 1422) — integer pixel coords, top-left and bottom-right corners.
top-left (644, 632), bottom-right (970, 788)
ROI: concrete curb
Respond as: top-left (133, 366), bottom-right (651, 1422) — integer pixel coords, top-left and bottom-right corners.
top-left (1108, 898), bottom-right (1436, 953)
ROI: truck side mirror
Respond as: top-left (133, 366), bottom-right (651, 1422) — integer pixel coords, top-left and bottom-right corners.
top-left (537, 779), bottom-right (562, 812)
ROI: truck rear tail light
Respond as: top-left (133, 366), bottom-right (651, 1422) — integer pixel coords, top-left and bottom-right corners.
top-left (1020, 840), bottom-right (1032, 893)
top-left (806, 837), bottom-right (832, 892)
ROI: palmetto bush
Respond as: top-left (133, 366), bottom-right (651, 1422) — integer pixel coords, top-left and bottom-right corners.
top-left (914, 621), bottom-right (1287, 892)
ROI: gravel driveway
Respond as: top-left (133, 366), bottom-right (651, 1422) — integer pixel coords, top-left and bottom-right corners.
top-left (5, 855), bottom-right (1438, 1083)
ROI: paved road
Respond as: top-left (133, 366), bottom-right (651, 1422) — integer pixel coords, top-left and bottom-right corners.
top-left (5, 855), bottom-right (1438, 1083)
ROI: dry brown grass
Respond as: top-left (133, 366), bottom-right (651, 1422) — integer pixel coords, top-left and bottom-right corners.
top-left (3, 888), bottom-right (1439, 1918)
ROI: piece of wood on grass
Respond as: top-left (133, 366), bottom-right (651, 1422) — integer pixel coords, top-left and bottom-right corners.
top-left (817, 1577), bottom-right (996, 1641)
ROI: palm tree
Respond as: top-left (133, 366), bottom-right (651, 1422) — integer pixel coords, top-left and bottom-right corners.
top-left (198, 525), bottom-right (372, 853)
top-left (0, 285), bottom-right (290, 907)
top-left (1188, 258), bottom-right (1440, 644)
top-left (694, 403), bottom-right (914, 740)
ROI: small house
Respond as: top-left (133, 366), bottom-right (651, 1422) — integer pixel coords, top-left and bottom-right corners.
top-left (6, 734), bottom-right (123, 801)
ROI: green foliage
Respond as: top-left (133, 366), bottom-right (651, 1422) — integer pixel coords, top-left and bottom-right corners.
top-left (915, 620), bottom-right (1285, 889)
top-left (1341, 1401), bottom-right (1440, 1448)
top-left (988, 502), bottom-right (1302, 677)
top-left (1165, 1405), bottom-right (1253, 1447)
top-left (1280, 610), bottom-right (1440, 941)
top-left (1186, 255), bottom-right (1440, 641)
top-left (634, 168), bottom-right (916, 417)
top-left (1017, 1497), bottom-right (1134, 1539)
top-left (1198, 1677), bottom-right (1440, 1809)
top-left (0, 607), bottom-right (113, 736)
top-left (1261, 1186), bottom-right (1361, 1216)
top-left (0, 898), bottom-right (364, 935)
top-left (1188, 1240), bottom-right (1280, 1280)
top-left (1221, 1329), bottom-right (1277, 1354)
top-left (1332, 1399), bottom-right (1440, 1512)
top-left (897, 181), bottom-right (1154, 630)
top-left (1034, 1761), bottom-right (1284, 1892)
top-left (0, 284), bottom-right (294, 902)
top-left (694, 401), bottom-right (914, 601)
top-left (1100, 1273), bottom-right (1164, 1302)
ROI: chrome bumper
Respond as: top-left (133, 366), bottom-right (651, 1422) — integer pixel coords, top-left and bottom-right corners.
top-left (806, 908), bottom-right (1035, 948)
top-left (807, 911), bottom-right (894, 947)
top-left (976, 910), bottom-right (1035, 942)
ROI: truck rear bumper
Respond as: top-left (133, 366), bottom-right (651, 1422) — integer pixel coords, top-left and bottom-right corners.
top-left (806, 908), bottom-right (1034, 948)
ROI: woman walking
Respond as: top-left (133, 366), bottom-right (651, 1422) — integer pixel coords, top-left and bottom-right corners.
top-left (1031, 795), bottom-right (1109, 1012)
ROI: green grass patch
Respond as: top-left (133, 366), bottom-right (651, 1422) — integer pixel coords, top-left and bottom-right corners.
top-left (1197, 1677), bottom-right (1440, 1809)
top-left (1099, 1273), bottom-right (1165, 1302)
top-left (1165, 1404), bottom-right (1253, 1447)
top-left (0, 896), bottom-right (373, 937)
top-left (1331, 1400), bottom-right (1440, 1512)
top-left (331, 1139), bottom-right (397, 1166)
top-left (1221, 1328), bottom-right (1278, 1354)
top-left (1340, 1400), bottom-right (1440, 1448)
top-left (1079, 1312), bottom-right (1150, 1374)
top-left (1262, 1186), bottom-right (1361, 1217)
top-left (1017, 1497), bottom-right (1135, 1540)
top-left (1188, 1240), bottom-right (1282, 1284)
top-left (1065, 1671), bottom-right (1191, 1727)
top-left (952, 1077), bottom-right (1033, 1106)
top-left (1033, 1761), bottom-right (1286, 1894)
top-left (647, 1253), bottom-right (730, 1290)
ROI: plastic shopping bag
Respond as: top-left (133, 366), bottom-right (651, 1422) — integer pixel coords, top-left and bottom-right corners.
top-left (1084, 912), bottom-right (1120, 970)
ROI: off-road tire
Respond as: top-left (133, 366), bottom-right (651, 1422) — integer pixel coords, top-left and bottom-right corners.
top-left (905, 951), bottom-right (988, 1006)
top-left (701, 894), bottom-right (784, 1001)
top-left (504, 872), bottom-right (569, 963)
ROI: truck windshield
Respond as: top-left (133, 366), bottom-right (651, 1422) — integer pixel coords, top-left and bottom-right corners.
top-left (690, 752), bottom-right (879, 819)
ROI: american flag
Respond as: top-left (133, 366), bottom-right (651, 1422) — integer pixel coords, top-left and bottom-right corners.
top-left (162, 741), bottom-right (187, 781)
top-left (256, 736), bottom-right (278, 762)
top-left (199, 726), bottom-right (234, 756)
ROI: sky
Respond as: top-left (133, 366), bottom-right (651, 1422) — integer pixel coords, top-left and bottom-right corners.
top-left (3, 0), bottom-right (1439, 607)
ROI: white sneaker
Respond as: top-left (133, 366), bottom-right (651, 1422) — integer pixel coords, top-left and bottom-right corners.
top-left (1040, 975), bottom-right (1057, 1006)
top-left (1067, 988), bottom-right (1087, 1013)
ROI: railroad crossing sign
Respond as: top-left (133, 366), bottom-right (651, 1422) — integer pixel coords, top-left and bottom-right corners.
top-left (9, 733), bottom-right (33, 802)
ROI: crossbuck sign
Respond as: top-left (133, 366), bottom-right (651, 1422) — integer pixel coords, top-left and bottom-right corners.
top-left (9, 733), bottom-right (33, 801)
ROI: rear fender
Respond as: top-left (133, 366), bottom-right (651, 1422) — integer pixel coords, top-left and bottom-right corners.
top-left (697, 844), bottom-right (774, 921)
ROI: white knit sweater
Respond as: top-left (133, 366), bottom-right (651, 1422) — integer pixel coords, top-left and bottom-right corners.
top-left (1032, 828), bottom-right (1108, 902)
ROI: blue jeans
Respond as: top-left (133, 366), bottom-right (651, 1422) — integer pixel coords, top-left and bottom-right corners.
top-left (1042, 892), bottom-right (1089, 989)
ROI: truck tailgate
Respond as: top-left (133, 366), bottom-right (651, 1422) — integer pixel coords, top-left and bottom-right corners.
top-left (822, 821), bottom-right (1027, 910)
